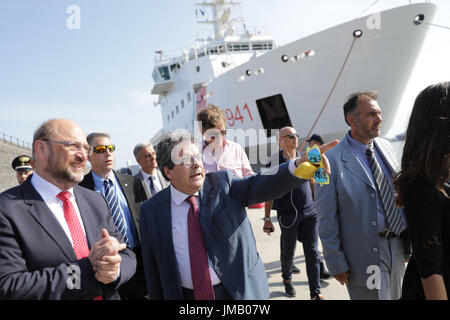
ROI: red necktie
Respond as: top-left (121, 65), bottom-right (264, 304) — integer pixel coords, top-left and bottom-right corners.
top-left (57, 191), bottom-right (102, 300)
top-left (186, 196), bottom-right (215, 300)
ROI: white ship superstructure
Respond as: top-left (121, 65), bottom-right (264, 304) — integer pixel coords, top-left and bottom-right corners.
top-left (151, 1), bottom-right (436, 165)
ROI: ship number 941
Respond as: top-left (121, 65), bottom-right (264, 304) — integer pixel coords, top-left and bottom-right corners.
top-left (226, 104), bottom-right (253, 126)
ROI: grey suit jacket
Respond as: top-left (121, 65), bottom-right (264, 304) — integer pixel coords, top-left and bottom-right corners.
top-left (134, 169), bottom-right (169, 200)
top-left (315, 136), bottom-right (402, 298)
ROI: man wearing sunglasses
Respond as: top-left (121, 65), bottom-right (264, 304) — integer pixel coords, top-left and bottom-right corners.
top-left (79, 132), bottom-right (147, 300)
top-left (139, 131), bottom-right (338, 300)
top-left (0, 119), bottom-right (136, 299)
top-left (263, 126), bottom-right (328, 300)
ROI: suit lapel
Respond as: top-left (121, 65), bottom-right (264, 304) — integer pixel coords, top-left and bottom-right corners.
top-left (341, 138), bottom-right (375, 190)
top-left (373, 139), bottom-right (397, 174)
top-left (22, 179), bottom-right (78, 261)
top-left (157, 188), bottom-right (183, 297)
top-left (137, 171), bottom-right (151, 198)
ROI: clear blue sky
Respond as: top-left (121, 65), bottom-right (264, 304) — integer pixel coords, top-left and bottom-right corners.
top-left (1, 0), bottom-right (449, 168)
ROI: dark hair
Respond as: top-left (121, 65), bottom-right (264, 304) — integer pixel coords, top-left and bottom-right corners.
top-left (196, 104), bottom-right (227, 132)
top-left (156, 130), bottom-right (194, 181)
top-left (306, 134), bottom-right (324, 145)
top-left (343, 90), bottom-right (379, 125)
top-left (86, 132), bottom-right (111, 147)
top-left (394, 82), bottom-right (450, 206)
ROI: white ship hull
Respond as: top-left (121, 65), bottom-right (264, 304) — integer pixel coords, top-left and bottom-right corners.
top-left (205, 3), bottom-right (434, 140)
top-left (154, 3), bottom-right (436, 166)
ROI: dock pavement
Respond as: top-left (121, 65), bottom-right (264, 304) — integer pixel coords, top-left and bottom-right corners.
top-left (246, 206), bottom-right (350, 300)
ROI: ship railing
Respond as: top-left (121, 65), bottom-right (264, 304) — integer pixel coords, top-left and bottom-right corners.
top-left (0, 132), bottom-right (32, 150)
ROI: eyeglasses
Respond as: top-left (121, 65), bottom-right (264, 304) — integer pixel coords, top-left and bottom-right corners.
top-left (41, 139), bottom-right (90, 155)
top-left (281, 133), bottom-right (299, 139)
top-left (92, 144), bottom-right (116, 154)
top-left (204, 129), bottom-right (227, 140)
top-left (176, 153), bottom-right (203, 168)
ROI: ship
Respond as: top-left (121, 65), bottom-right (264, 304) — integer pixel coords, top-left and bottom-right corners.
top-left (150, 0), bottom-right (436, 169)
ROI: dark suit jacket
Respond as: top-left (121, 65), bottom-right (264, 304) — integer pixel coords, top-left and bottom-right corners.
top-left (139, 161), bottom-right (306, 300)
top-left (0, 176), bottom-right (136, 300)
top-left (79, 170), bottom-right (146, 238)
top-left (134, 169), bottom-right (169, 200)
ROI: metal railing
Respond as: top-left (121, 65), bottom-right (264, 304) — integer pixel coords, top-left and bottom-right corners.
top-left (1, 132), bottom-right (32, 150)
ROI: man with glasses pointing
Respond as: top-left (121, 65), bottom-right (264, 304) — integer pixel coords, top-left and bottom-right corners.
top-left (79, 132), bottom-right (147, 299)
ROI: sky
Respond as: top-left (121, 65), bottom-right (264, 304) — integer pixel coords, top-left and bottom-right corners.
top-left (1, 0), bottom-right (449, 169)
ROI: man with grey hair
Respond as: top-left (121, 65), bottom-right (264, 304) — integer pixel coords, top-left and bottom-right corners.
top-left (139, 131), bottom-right (338, 300)
top-left (316, 90), bottom-right (406, 300)
top-left (0, 119), bottom-right (136, 299)
top-left (133, 142), bottom-right (169, 199)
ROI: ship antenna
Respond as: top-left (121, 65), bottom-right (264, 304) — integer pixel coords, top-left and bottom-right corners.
top-left (195, 0), bottom-right (244, 40)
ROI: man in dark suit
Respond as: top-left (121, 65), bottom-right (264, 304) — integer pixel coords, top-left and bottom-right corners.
top-left (0, 119), bottom-right (136, 299)
top-left (79, 132), bottom-right (147, 300)
top-left (139, 131), bottom-right (338, 300)
top-left (133, 142), bottom-right (169, 199)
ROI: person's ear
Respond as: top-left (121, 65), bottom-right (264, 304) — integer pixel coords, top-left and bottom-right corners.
top-left (163, 166), bottom-right (172, 181)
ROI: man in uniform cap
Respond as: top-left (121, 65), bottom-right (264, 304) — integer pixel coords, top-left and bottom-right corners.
top-left (11, 155), bottom-right (34, 184)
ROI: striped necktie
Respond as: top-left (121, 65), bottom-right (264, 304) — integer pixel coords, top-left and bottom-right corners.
top-left (103, 179), bottom-right (129, 245)
top-left (186, 195), bottom-right (215, 300)
top-left (366, 145), bottom-right (403, 236)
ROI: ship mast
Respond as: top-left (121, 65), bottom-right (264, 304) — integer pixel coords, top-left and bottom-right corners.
top-left (195, 0), bottom-right (244, 40)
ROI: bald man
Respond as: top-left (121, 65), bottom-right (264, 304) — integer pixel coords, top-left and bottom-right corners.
top-left (264, 126), bottom-right (325, 299)
top-left (0, 119), bottom-right (136, 299)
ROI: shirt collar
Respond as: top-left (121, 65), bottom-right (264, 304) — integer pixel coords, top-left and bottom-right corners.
top-left (92, 170), bottom-right (116, 187)
top-left (346, 131), bottom-right (374, 153)
top-left (141, 169), bottom-right (157, 181)
top-left (31, 172), bottom-right (75, 203)
top-left (170, 184), bottom-right (199, 206)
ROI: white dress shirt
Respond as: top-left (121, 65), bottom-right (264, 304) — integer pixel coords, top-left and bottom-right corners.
top-left (169, 185), bottom-right (221, 289)
top-left (141, 169), bottom-right (162, 193)
top-left (31, 172), bottom-right (87, 247)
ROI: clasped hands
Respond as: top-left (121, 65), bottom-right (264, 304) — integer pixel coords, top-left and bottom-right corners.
top-left (88, 229), bottom-right (126, 285)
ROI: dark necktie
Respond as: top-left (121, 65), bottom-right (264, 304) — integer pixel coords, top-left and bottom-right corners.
top-left (103, 179), bottom-right (129, 245)
top-left (148, 175), bottom-right (157, 196)
top-left (366, 145), bottom-right (403, 236)
top-left (186, 196), bottom-right (215, 300)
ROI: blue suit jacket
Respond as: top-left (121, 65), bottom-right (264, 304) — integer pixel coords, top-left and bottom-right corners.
top-left (139, 161), bottom-right (306, 300)
top-left (0, 176), bottom-right (137, 300)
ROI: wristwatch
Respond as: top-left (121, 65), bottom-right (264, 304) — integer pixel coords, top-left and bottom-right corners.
top-left (263, 217), bottom-right (271, 222)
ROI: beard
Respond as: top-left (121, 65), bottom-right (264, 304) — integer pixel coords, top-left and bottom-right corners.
top-left (45, 152), bottom-right (84, 185)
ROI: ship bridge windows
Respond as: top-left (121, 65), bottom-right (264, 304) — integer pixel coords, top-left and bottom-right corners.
top-left (255, 94), bottom-right (292, 137)
top-left (227, 43), bottom-right (250, 52)
top-left (251, 42), bottom-right (273, 51)
top-left (158, 66), bottom-right (170, 81)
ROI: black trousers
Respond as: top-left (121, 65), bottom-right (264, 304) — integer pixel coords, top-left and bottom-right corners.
top-left (118, 245), bottom-right (148, 300)
top-left (278, 212), bottom-right (321, 296)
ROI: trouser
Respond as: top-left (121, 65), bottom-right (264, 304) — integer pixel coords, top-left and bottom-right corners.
top-left (278, 212), bottom-right (321, 296)
top-left (347, 235), bottom-right (405, 300)
top-left (118, 245), bottom-right (148, 300)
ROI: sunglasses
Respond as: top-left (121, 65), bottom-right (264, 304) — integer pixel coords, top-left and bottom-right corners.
top-left (281, 133), bottom-right (299, 139)
top-left (92, 144), bottom-right (116, 153)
